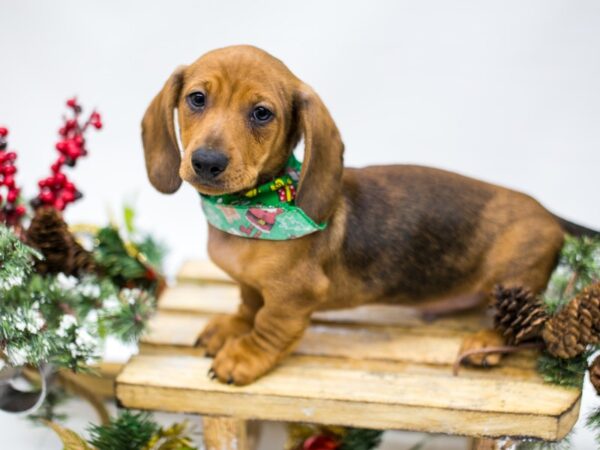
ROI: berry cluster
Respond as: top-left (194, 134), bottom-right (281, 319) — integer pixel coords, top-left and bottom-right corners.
top-left (31, 98), bottom-right (102, 211)
top-left (0, 127), bottom-right (26, 225)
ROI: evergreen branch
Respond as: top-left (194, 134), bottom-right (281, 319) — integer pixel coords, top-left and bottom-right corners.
top-left (0, 225), bottom-right (41, 292)
top-left (587, 406), bottom-right (600, 447)
top-left (516, 433), bottom-right (572, 450)
top-left (88, 411), bottom-right (160, 450)
top-left (537, 350), bottom-right (591, 388)
top-left (340, 428), bottom-right (384, 450)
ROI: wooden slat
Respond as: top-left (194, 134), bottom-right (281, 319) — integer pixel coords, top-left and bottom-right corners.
top-left (116, 355), bottom-right (580, 440)
top-left (158, 283), bottom-right (491, 330)
top-left (177, 260), bottom-right (233, 285)
top-left (140, 311), bottom-right (532, 368)
top-left (143, 312), bottom-right (207, 347)
top-left (159, 284), bottom-right (240, 315)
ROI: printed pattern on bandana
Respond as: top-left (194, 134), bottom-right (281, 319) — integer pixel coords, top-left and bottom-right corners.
top-left (200, 155), bottom-right (327, 240)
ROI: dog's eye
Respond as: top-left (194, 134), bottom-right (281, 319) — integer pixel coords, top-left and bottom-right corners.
top-left (251, 106), bottom-right (273, 123)
top-left (187, 92), bottom-right (206, 110)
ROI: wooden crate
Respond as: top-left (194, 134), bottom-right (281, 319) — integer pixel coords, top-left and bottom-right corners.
top-left (116, 260), bottom-right (582, 449)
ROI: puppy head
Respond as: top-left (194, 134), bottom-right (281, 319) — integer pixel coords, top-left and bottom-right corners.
top-left (141, 45), bottom-right (344, 222)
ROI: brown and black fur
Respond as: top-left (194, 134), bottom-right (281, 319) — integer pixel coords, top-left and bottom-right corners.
top-left (141, 45), bottom-right (599, 385)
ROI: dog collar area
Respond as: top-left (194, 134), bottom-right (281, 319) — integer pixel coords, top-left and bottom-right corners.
top-left (199, 154), bottom-right (327, 240)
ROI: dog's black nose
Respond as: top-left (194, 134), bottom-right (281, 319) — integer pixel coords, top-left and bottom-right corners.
top-left (191, 149), bottom-right (229, 179)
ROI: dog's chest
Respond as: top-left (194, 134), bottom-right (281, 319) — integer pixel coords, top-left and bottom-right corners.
top-left (206, 225), bottom-right (277, 288)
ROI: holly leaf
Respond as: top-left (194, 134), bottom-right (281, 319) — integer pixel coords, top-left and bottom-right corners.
top-left (43, 420), bottom-right (95, 450)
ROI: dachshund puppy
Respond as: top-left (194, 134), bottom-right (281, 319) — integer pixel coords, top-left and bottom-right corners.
top-left (142, 45), bottom-right (598, 385)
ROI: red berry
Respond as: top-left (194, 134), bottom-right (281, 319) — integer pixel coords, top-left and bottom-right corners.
top-left (4, 175), bottom-right (14, 188)
top-left (7, 189), bottom-right (19, 203)
top-left (93, 121), bottom-right (103, 129)
top-left (51, 163), bottom-right (61, 173)
top-left (62, 190), bottom-right (75, 202)
top-left (90, 112), bottom-right (101, 121)
top-left (64, 181), bottom-right (75, 191)
top-left (0, 127), bottom-right (7, 137)
top-left (56, 141), bottom-right (68, 153)
top-left (54, 198), bottom-right (65, 211)
top-left (58, 155), bottom-right (66, 165)
top-left (67, 148), bottom-right (81, 159)
top-left (65, 119), bottom-right (77, 130)
top-left (66, 98), bottom-right (78, 108)
top-left (5, 152), bottom-right (16, 161)
top-left (39, 190), bottom-right (54, 203)
top-left (15, 205), bottom-right (26, 216)
top-left (3, 165), bottom-right (16, 175)
top-left (74, 135), bottom-right (84, 146)
top-left (54, 172), bottom-right (66, 184)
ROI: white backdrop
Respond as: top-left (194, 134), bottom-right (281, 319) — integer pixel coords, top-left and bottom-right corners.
top-left (1, 0), bottom-right (598, 273)
top-left (1, 1), bottom-right (600, 447)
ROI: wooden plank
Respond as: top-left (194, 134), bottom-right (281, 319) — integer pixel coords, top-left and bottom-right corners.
top-left (140, 311), bottom-right (534, 369)
top-left (313, 305), bottom-right (490, 331)
top-left (172, 261), bottom-right (490, 330)
top-left (143, 312), bottom-right (207, 347)
top-left (159, 284), bottom-right (240, 315)
top-left (158, 283), bottom-right (491, 331)
top-left (177, 260), bottom-right (233, 285)
top-left (116, 355), bottom-right (580, 440)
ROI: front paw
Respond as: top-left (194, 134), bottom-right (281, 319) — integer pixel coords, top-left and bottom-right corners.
top-left (198, 315), bottom-right (252, 357)
top-left (210, 335), bottom-right (279, 385)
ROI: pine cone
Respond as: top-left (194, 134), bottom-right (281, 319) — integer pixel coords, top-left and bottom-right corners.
top-left (542, 282), bottom-right (600, 359)
top-left (590, 355), bottom-right (600, 395)
top-left (492, 285), bottom-right (549, 345)
top-left (25, 207), bottom-right (96, 276)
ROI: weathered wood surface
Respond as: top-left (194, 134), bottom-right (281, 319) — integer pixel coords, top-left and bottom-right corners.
top-left (116, 260), bottom-right (582, 441)
top-left (117, 354), bottom-right (580, 440)
top-left (202, 416), bottom-right (259, 450)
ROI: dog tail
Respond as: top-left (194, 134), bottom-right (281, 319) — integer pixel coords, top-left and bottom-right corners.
top-left (554, 215), bottom-right (600, 238)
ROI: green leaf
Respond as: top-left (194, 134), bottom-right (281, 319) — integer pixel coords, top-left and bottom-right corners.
top-left (123, 205), bottom-right (136, 235)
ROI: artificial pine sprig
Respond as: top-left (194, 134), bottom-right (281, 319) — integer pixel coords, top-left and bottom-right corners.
top-left (516, 435), bottom-right (572, 450)
top-left (94, 225), bottom-right (165, 290)
top-left (0, 220), bottom-right (162, 371)
top-left (88, 411), bottom-right (159, 450)
top-left (586, 407), bottom-right (600, 447)
top-left (339, 428), bottom-right (384, 450)
top-left (542, 235), bottom-right (600, 315)
top-left (44, 411), bottom-right (198, 450)
top-left (537, 350), bottom-right (592, 387)
top-left (0, 224), bottom-right (40, 291)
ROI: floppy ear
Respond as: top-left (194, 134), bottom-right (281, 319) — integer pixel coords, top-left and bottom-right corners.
top-left (141, 66), bottom-right (186, 194)
top-left (295, 85), bottom-right (344, 223)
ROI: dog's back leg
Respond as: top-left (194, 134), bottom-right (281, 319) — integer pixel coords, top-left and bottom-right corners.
top-left (459, 216), bottom-right (564, 366)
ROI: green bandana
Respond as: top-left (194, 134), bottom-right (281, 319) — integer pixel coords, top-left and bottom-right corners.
top-left (199, 155), bottom-right (327, 240)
